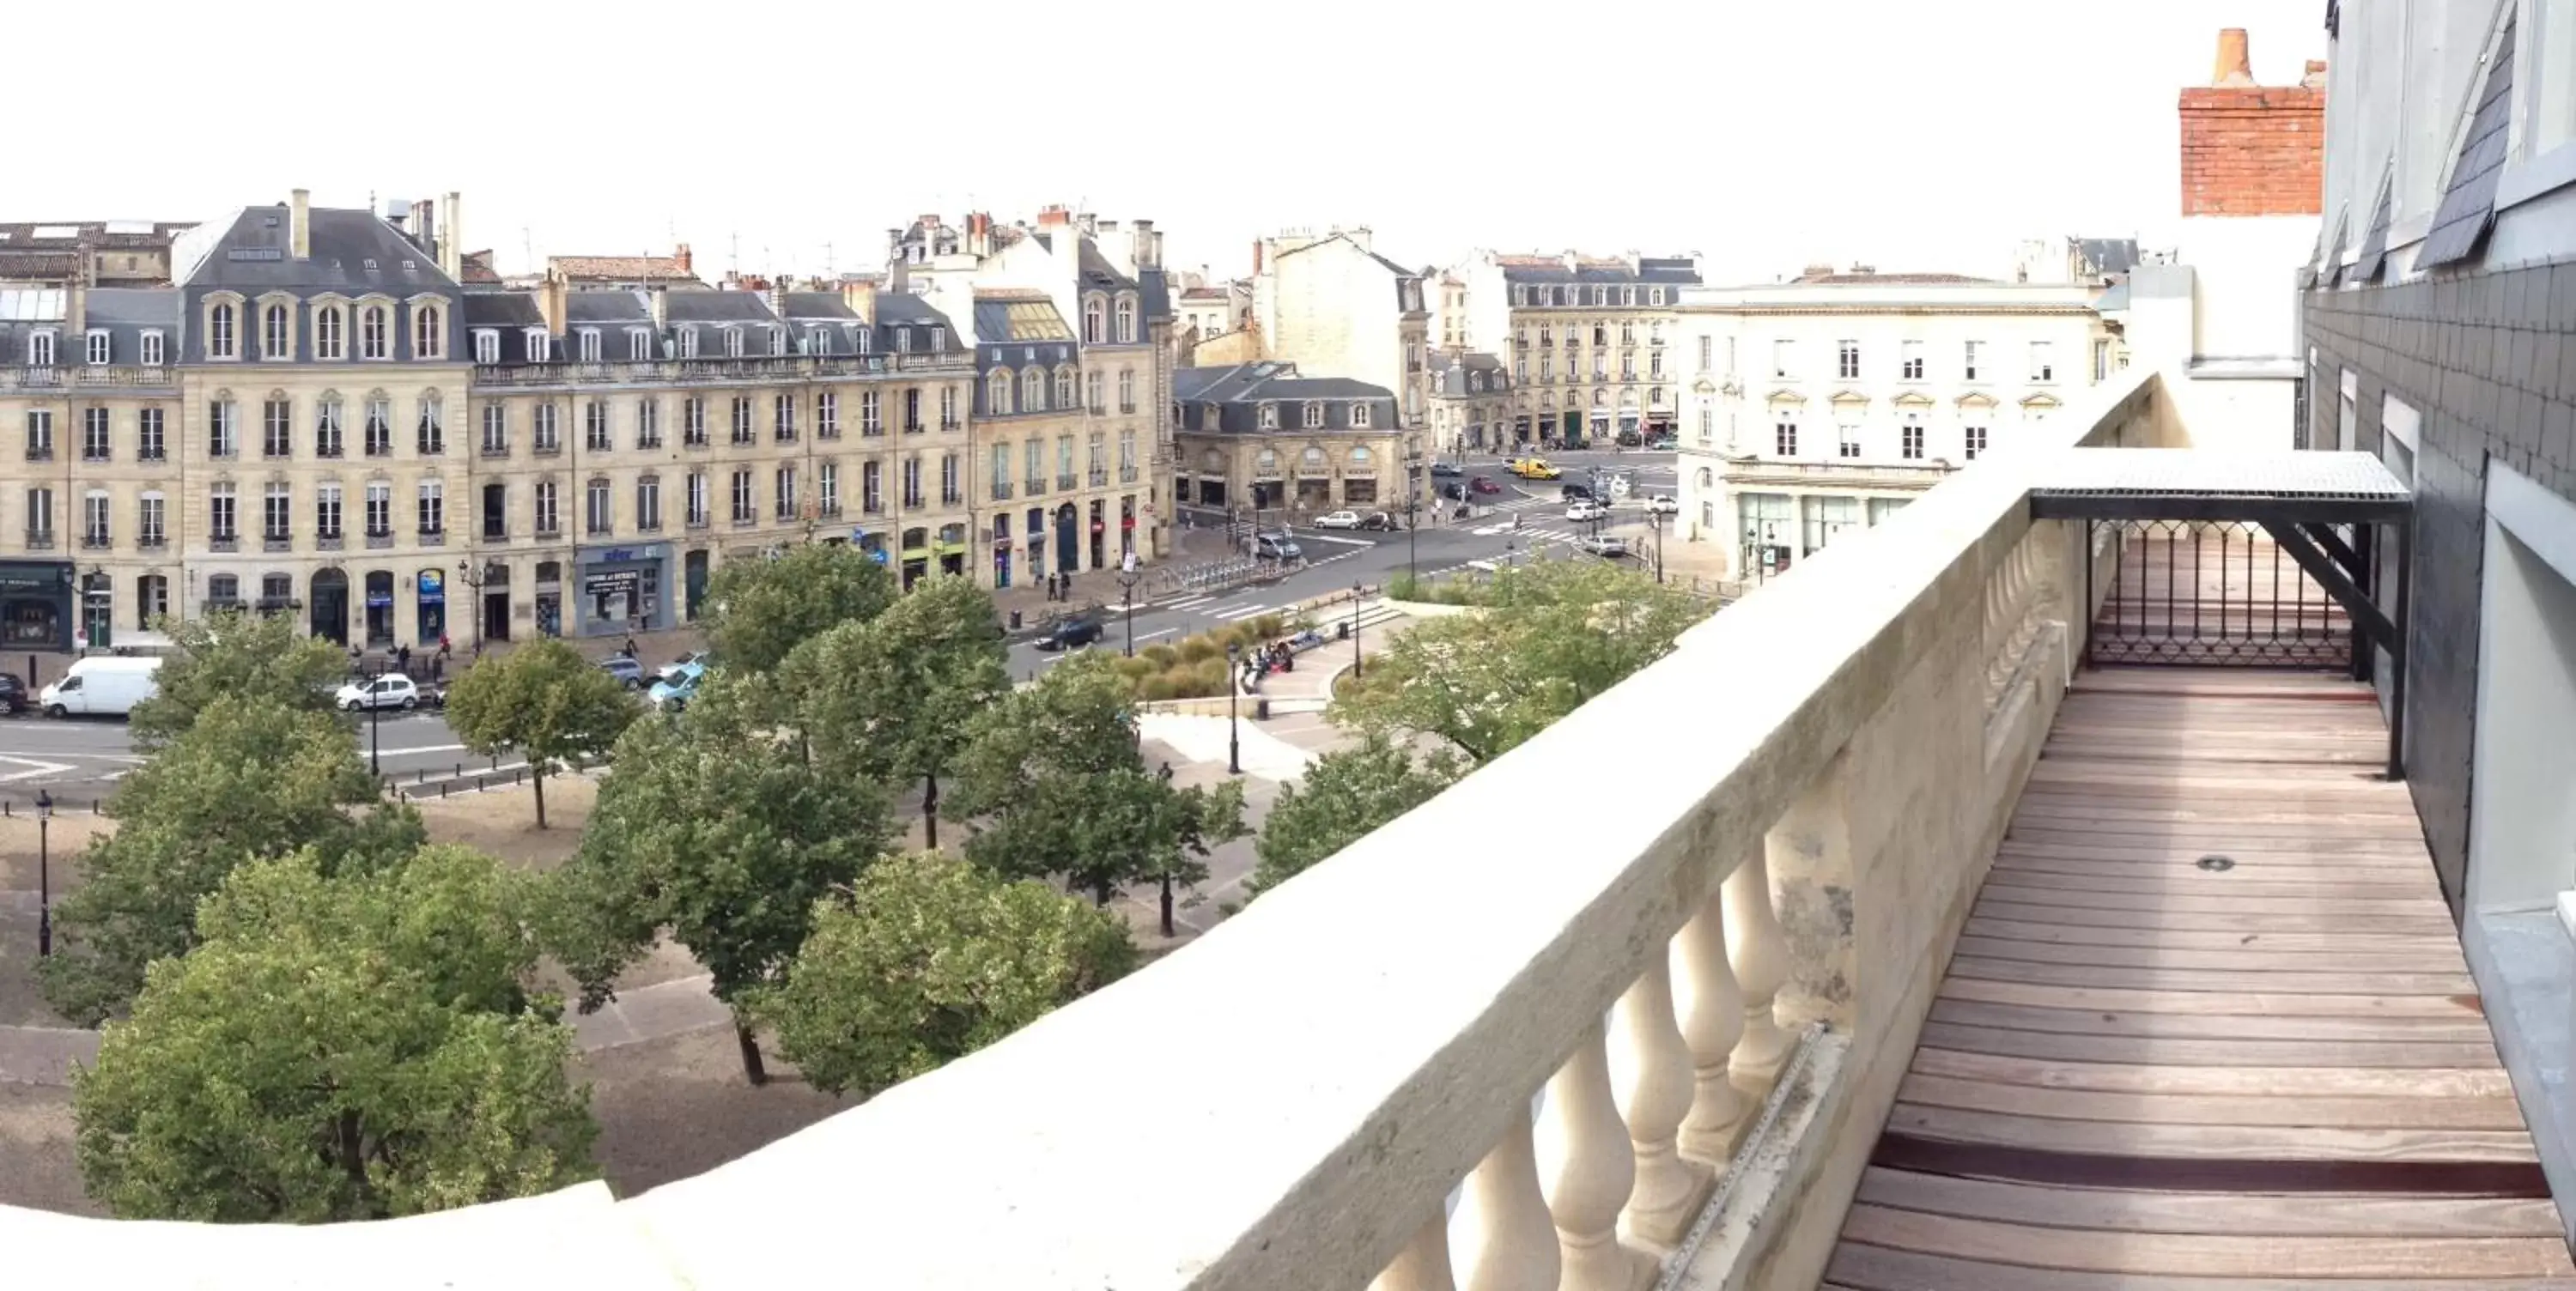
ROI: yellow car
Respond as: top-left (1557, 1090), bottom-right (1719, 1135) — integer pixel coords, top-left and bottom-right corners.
top-left (1512, 458), bottom-right (1562, 480)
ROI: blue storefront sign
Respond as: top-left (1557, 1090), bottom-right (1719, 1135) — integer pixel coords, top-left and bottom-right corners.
top-left (573, 542), bottom-right (672, 637)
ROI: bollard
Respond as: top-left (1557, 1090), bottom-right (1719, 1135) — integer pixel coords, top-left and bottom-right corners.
top-left (477, 776), bottom-right (487, 791)
top-left (455, 763), bottom-right (463, 780)
top-left (440, 780), bottom-right (451, 797)
top-left (515, 767), bottom-right (525, 786)
top-left (92, 799), bottom-right (100, 815)
top-left (417, 767), bottom-right (427, 784)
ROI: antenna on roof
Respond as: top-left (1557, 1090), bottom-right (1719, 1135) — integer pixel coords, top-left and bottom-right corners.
top-left (729, 233), bottom-right (739, 277)
top-left (521, 227), bottom-right (533, 275)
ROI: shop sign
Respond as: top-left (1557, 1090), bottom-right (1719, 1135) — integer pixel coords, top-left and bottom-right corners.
top-left (417, 569), bottom-right (445, 603)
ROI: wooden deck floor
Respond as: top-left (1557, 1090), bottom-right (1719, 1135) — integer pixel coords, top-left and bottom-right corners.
top-left (1825, 667), bottom-right (2576, 1289)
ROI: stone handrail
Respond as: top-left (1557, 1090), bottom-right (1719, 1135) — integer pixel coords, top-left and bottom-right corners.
top-left (0, 375), bottom-right (2177, 1288)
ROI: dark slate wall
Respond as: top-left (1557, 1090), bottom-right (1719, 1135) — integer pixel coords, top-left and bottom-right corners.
top-left (2302, 259), bottom-right (2576, 912)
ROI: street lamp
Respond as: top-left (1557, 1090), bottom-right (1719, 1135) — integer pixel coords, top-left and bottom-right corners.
top-left (1648, 509), bottom-right (1668, 584)
top-left (34, 788), bottom-right (52, 958)
top-left (1116, 552), bottom-right (1141, 658)
top-left (1350, 579), bottom-right (1364, 680)
top-left (1404, 494), bottom-right (1420, 584)
top-left (367, 672), bottom-right (382, 776)
top-left (1223, 641), bottom-right (1243, 775)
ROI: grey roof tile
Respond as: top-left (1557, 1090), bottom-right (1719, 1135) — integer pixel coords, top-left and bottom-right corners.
top-left (2421, 13), bottom-right (2515, 269)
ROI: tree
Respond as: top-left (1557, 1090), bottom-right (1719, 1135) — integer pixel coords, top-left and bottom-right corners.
top-left (787, 574), bottom-right (1009, 850)
top-left (443, 638), bottom-right (636, 828)
top-left (701, 542), bottom-right (898, 675)
top-left (545, 694), bottom-right (893, 1084)
top-left (750, 852), bottom-right (1134, 1098)
top-left (1249, 735), bottom-right (1461, 900)
top-left (948, 652), bottom-right (1248, 917)
top-left (126, 609), bottom-right (347, 748)
top-left (41, 695), bottom-right (426, 1026)
top-left (71, 846), bottom-right (596, 1222)
top-left (1333, 558), bottom-right (1709, 764)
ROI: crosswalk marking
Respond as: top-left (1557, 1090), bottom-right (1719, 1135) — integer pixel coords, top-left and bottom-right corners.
top-left (1210, 602), bottom-right (1275, 621)
top-left (1163, 594), bottom-right (1218, 611)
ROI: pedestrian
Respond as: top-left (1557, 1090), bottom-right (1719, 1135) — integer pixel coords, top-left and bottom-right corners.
top-left (438, 632), bottom-right (452, 658)
top-left (395, 643), bottom-right (411, 675)
top-left (622, 633), bottom-right (638, 658)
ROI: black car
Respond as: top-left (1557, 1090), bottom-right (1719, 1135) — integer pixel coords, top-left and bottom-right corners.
top-left (1561, 482), bottom-right (1597, 502)
top-left (1430, 462), bottom-right (1464, 477)
top-left (1441, 482), bottom-right (1467, 500)
top-left (0, 672), bottom-right (24, 715)
top-left (1036, 607), bottom-right (1106, 652)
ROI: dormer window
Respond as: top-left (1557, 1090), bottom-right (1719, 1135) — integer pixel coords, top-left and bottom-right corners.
top-left (27, 330), bottom-right (55, 367)
top-left (1303, 401), bottom-right (1324, 428)
top-left (1593, 286), bottom-right (1608, 306)
top-left (929, 326), bottom-right (945, 349)
top-left (1258, 402), bottom-right (1279, 429)
top-left (360, 306), bottom-right (389, 360)
top-left (853, 327), bottom-right (871, 355)
top-left (473, 330), bottom-right (500, 364)
top-left (523, 328), bottom-right (549, 362)
top-left (1622, 286), bottom-right (1637, 306)
top-left (896, 328), bottom-right (912, 354)
top-left (1649, 287), bottom-right (1667, 306)
top-left (85, 330), bottom-right (109, 366)
top-left (262, 305), bottom-right (290, 359)
top-left (1115, 295), bottom-right (1137, 343)
top-left (1083, 295), bottom-right (1106, 344)
top-left (578, 330), bottom-right (602, 362)
top-left (807, 326), bottom-right (829, 355)
top-left (313, 305), bottom-right (344, 360)
top-left (139, 330), bottom-right (164, 367)
top-left (723, 327), bottom-right (744, 359)
top-left (629, 329), bottom-right (653, 361)
top-left (771, 326), bottom-right (787, 356)
top-left (1468, 373), bottom-right (1483, 393)
top-left (414, 304), bottom-right (443, 360)
top-left (986, 368), bottom-right (1013, 415)
top-left (208, 303), bottom-right (237, 359)
top-left (1514, 285), bottom-right (1529, 306)
top-left (1351, 402), bottom-right (1372, 428)
top-left (678, 326), bottom-right (699, 360)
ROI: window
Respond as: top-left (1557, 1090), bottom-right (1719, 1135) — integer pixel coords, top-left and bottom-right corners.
top-left (535, 480), bottom-right (560, 535)
top-left (586, 478), bottom-right (612, 536)
top-left (685, 473), bottom-right (708, 527)
top-left (629, 330), bottom-right (653, 362)
top-left (1024, 367), bottom-right (1047, 413)
top-left (862, 390), bottom-right (884, 434)
top-left (417, 395), bottom-right (443, 455)
top-left (1303, 401), bottom-right (1325, 429)
top-left (723, 327), bottom-right (744, 359)
top-left (774, 393), bottom-right (797, 442)
top-left (678, 327), bottom-right (699, 360)
top-left (992, 443), bottom-right (1012, 497)
top-left (315, 485), bottom-right (341, 541)
top-left (1083, 296), bottom-right (1106, 344)
top-left (82, 408), bottom-right (110, 462)
top-left (1772, 339), bottom-right (1794, 379)
top-left (1650, 286), bottom-right (1667, 306)
top-left (1594, 286), bottom-right (1609, 306)
top-left (139, 407), bottom-right (165, 460)
top-left (140, 493), bottom-right (167, 547)
top-left (364, 397), bottom-right (392, 457)
top-left (1775, 420), bottom-right (1798, 457)
top-left (140, 330), bottom-right (165, 367)
top-left (210, 485), bottom-right (238, 542)
top-left (732, 470), bottom-right (755, 524)
top-left (578, 330), bottom-right (602, 362)
top-left (1838, 423), bottom-right (1862, 458)
top-left (940, 385), bottom-right (957, 427)
top-left (1351, 402), bottom-right (1372, 428)
top-left (586, 401), bottom-right (612, 452)
top-left (82, 491), bottom-right (110, 548)
top-left (1836, 340), bottom-right (1860, 380)
top-left (414, 305), bottom-right (442, 359)
top-left (209, 397), bottom-right (239, 458)
top-left (902, 458), bottom-right (924, 508)
top-left (1964, 423), bottom-right (1989, 460)
top-left (1259, 402), bottom-right (1279, 429)
top-left (940, 453), bottom-right (960, 505)
top-left (1024, 439), bottom-right (1044, 492)
top-left (1119, 428), bottom-right (1137, 482)
top-left (816, 392), bottom-right (838, 439)
top-left (637, 475), bottom-right (662, 530)
top-left (1056, 435), bottom-right (1074, 488)
top-left (2028, 342), bottom-right (2054, 383)
top-left (2093, 337), bottom-right (2110, 382)
top-left (1086, 435), bottom-right (1104, 487)
top-left (863, 460), bottom-right (884, 512)
top-left (534, 403), bottom-right (561, 452)
top-left (361, 306), bottom-right (388, 360)
top-left (1087, 371), bottom-right (1105, 414)
top-left (1115, 296), bottom-right (1137, 342)
top-left (264, 483), bottom-right (291, 542)
top-left (85, 330), bottom-right (109, 366)
top-left (263, 304), bottom-right (289, 359)
top-left (417, 479), bottom-right (444, 534)
top-left (1900, 418), bottom-right (1925, 460)
top-left (770, 326), bottom-right (787, 356)
top-left (365, 483), bottom-right (391, 537)
top-left (1963, 340), bottom-right (1983, 382)
top-left (1900, 341), bottom-right (1924, 381)
top-left (525, 329), bottom-right (549, 362)
top-left (264, 397), bottom-right (291, 457)
top-left (730, 397), bottom-right (754, 445)
top-left (209, 303), bottom-right (237, 359)
top-left (315, 307), bottom-right (343, 361)
top-left (1054, 367), bottom-right (1075, 411)
top-left (817, 463), bottom-right (837, 516)
top-left (24, 487), bottom-right (52, 542)
top-left (987, 369), bottom-right (1012, 415)
top-left (637, 398), bottom-right (662, 448)
top-left (474, 330), bottom-right (500, 364)
top-left (205, 573), bottom-right (237, 606)
top-left (681, 398), bottom-right (704, 446)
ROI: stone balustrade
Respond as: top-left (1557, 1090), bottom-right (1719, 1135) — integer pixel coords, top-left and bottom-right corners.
top-left (0, 375), bottom-right (2184, 1288)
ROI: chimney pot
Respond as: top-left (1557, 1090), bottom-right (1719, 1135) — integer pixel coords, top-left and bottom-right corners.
top-left (2213, 28), bottom-right (2255, 87)
top-left (289, 188), bottom-right (311, 260)
top-left (674, 243), bottom-right (693, 275)
top-left (2302, 58), bottom-right (2330, 89)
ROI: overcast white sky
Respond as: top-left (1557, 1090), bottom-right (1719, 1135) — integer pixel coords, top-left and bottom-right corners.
top-left (15, 0), bottom-right (2324, 286)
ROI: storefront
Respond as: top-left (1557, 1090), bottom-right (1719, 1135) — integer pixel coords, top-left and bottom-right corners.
top-left (683, 549), bottom-right (711, 621)
top-left (0, 561), bottom-right (74, 652)
top-left (854, 530), bottom-right (891, 571)
top-left (415, 567), bottom-right (447, 646)
top-left (990, 518), bottom-right (1015, 588)
top-left (899, 527), bottom-right (931, 590)
top-left (1022, 508), bottom-right (1047, 575)
top-left (79, 573), bottom-right (113, 651)
top-left (310, 568), bottom-right (349, 646)
top-left (534, 561), bottom-right (564, 638)
top-left (573, 542), bottom-right (671, 637)
top-left (936, 524), bottom-right (968, 579)
top-left (363, 571), bottom-right (396, 646)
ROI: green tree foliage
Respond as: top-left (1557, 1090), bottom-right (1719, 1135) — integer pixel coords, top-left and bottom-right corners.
top-left (1332, 558), bottom-right (1709, 764)
top-left (787, 574), bottom-right (1009, 850)
top-left (750, 852), bottom-right (1135, 1098)
top-left (701, 542), bottom-right (898, 675)
top-left (41, 696), bottom-right (426, 1026)
top-left (126, 609), bottom-right (348, 748)
top-left (443, 639), bottom-right (636, 828)
top-left (1249, 735), bottom-right (1461, 900)
top-left (545, 696), bottom-right (892, 1084)
top-left (71, 846), bottom-right (595, 1222)
top-left (949, 652), bottom-right (1247, 912)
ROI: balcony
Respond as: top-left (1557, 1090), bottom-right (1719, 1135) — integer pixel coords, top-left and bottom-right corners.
top-left (22, 529), bottom-right (52, 550)
top-left (470, 355), bottom-right (936, 391)
top-left (0, 366), bottom-right (173, 391)
top-left (992, 483), bottom-right (1016, 501)
top-left (20, 367), bottom-right (2569, 1289)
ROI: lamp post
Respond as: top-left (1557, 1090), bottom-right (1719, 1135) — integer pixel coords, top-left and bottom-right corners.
top-left (367, 674), bottom-right (382, 776)
top-left (1223, 641), bottom-right (1242, 775)
top-left (1116, 553), bottom-right (1140, 658)
top-left (1404, 493), bottom-right (1419, 584)
top-left (1350, 579), bottom-right (1364, 680)
top-left (34, 788), bottom-right (52, 957)
top-left (1649, 509), bottom-right (1668, 584)
top-left (455, 559), bottom-right (485, 653)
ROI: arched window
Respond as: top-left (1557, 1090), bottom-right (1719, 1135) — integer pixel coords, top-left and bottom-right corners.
top-left (1054, 367), bottom-right (1076, 410)
top-left (1696, 467), bottom-right (1713, 488)
top-left (1303, 402), bottom-right (1324, 428)
top-left (414, 305), bottom-right (443, 359)
top-left (1022, 367), bottom-right (1047, 412)
top-left (987, 368), bottom-right (1013, 415)
top-left (262, 304), bottom-right (289, 358)
top-left (1082, 295), bottom-right (1106, 344)
top-left (1200, 448), bottom-right (1224, 472)
top-left (209, 302), bottom-right (238, 358)
top-left (1300, 446), bottom-right (1326, 471)
top-left (1115, 295), bottom-right (1137, 343)
top-left (361, 306), bottom-right (388, 360)
top-left (314, 306), bottom-right (344, 360)
top-left (1351, 402), bottom-right (1372, 428)
top-left (1255, 449), bottom-right (1279, 473)
top-left (1349, 445), bottom-right (1372, 465)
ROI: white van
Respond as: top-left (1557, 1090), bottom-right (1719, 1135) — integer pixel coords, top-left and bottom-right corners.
top-left (39, 657), bottom-right (163, 718)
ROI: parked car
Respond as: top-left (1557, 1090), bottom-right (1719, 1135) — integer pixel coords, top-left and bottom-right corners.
top-left (598, 656), bottom-right (650, 689)
top-left (1566, 500), bottom-right (1609, 523)
top-left (1576, 534), bottom-right (1630, 557)
top-left (1430, 462), bottom-right (1465, 477)
top-left (1646, 435), bottom-right (1678, 451)
top-left (1314, 510), bottom-right (1364, 530)
top-left (649, 662), bottom-right (707, 712)
top-left (1469, 476), bottom-right (1504, 495)
top-left (1035, 608), bottom-right (1106, 652)
top-left (1442, 482), bottom-right (1469, 501)
top-left (1509, 458), bottom-right (1562, 480)
top-left (0, 672), bottom-right (26, 716)
top-left (1643, 494), bottom-right (1681, 515)
top-left (39, 657), bottom-right (163, 719)
top-left (1253, 532), bottom-right (1303, 561)
top-left (1613, 429), bottom-right (1643, 447)
top-left (1357, 511), bottom-right (1400, 530)
top-left (335, 673), bottom-right (421, 712)
top-left (1560, 482), bottom-right (1597, 502)
top-left (657, 651), bottom-right (711, 682)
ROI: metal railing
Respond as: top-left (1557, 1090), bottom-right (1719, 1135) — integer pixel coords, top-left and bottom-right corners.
top-left (2087, 519), bottom-right (2354, 668)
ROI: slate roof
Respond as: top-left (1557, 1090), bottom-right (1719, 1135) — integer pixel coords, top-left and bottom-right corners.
top-left (784, 292), bottom-right (860, 321)
top-left (565, 293), bottom-right (652, 324)
top-left (1139, 267), bottom-right (1170, 321)
top-left (665, 291), bottom-right (778, 324)
top-left (2421, 13), bottom-right (2514, 270)
top-left (0, 287), bottom-right (179, 367)
top-left (1078, 241), bottom-right (1138, 291)
top-left (1173, 361), bottom-right (1400, 433)
top-left (457, 289), bottom-right (961, 366)
top-left (2073, 238), bottom-right (2141, 278)
top-left (174, 205), bottom-right (460, 294)
top-left (1789, 271), bottom-right (1998, 286)
top-left (1494, 253), bottom-right (1701, 285)
top-left (1179, 286), bottom-right (1230, 301)
top-left (463, 293), bottom-right (544, 328)
top-left (1425, 349), bottom-right (1508, 397)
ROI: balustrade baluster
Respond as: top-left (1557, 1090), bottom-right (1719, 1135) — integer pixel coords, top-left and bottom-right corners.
top-left (1537, 1020), bottom-right (1655, 1291)
top-left (1451, 1105), bottom-right (1559, 1291)
top-left (1612, 951), bottom-right (1709, 1247)
top-left (1723, 851), bottom-right (1795, 1081)
top-left (1671, 884), bottom-right (1748, 1164)
top-left (1369, 1212), bottom-right (1457, 1291)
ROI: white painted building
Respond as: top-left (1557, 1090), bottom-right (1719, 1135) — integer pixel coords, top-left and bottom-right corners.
top-left (1672, 274), bottom-right (2116, 582)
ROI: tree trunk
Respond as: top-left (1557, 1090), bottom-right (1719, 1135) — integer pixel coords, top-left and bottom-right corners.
top-left (734, 1015), bottom-right (769, 1087)
top-left (337, 1108), bottom-right (372, 1208)
top-left (1092, 876), bottom-right (1114, 906)
top-left (921, 773), bottom-right (939, 851)
top-left (532, 767), bottom-right (549, 829)
top-left (1159, 875), bottom-right (1176, 937)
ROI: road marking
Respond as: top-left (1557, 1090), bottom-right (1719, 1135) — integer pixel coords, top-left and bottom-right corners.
top-left (1133, 628), bottom-right (1177, 643)
top-left (0, 757), bottom-right (74, 783)
top-left (1291, 532), bottom-right (1376, 548)
top-left (1163, 595), bottom-right (1217, 611)
top-left (1210, 603), bottom-right (1273, 621)
top-left (373, 742), bottom-right (470, 756)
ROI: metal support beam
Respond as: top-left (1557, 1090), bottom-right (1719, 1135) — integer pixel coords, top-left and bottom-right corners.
top-left (2030, 494), bottom-right (2410, 525)
top-left (2302, 521), bottom-right (2366, 583)
top-left (2261, 520), bottom-right (2402, 662)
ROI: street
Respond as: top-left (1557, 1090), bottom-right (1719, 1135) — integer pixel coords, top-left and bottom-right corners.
top-left (0, 707), bottom-right (501, 806)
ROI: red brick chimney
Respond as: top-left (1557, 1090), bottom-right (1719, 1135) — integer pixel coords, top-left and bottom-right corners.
top-left (2178, 29), bottom-right (2325, 217)
top-left (674, 243), bottom-right (693, 274)
top-left (1036, 204), bottom-right (1072, 230)
top-left (1252, 239), bottom-right (1264, 276)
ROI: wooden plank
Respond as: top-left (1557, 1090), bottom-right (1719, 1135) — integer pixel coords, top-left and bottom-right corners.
top-left (2001, 833), bottom-right (2432, 861)
top-left (1977, 865), bottom-right (2437, 897)
top-left (2007, 815), bottom-right (2429, 842)
top-left (1927, 998), bottom-right (2499, 1043)
top-left (1992, 849), bottom-right (2436, 876)
top-left (1910, 1047), bottom-right (2519, 1098)
top-left (1896, 1072), bottom-right (2530, 1129)
top-left (1854, 1166), bottom-right (2565, 1234)
top-left (1826, 1242), bottom-right (2576, 1291)
top-left (1837, 1207), bottom-right (2576, 1278)
top-left (1971, 900), bottom-right (2456, 935)
top-left (2014, 801), bottom-right (2426, 827)
top-left (1936, 977), bottom-right (2492, 1020)
top-left (1972, 882), bottom-right (2452, 916)
top-left (1948, 956), bottom-right (2478, 995)
top-left (1886, 1103), bottom-right (2538, 1163)
top-left (1917, 1021), bottom-right (2505, 1070)
top-left (1952, 936), bottom-right (2470, 975)
top-left (1965, 917), bottom-right (2465, 953)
